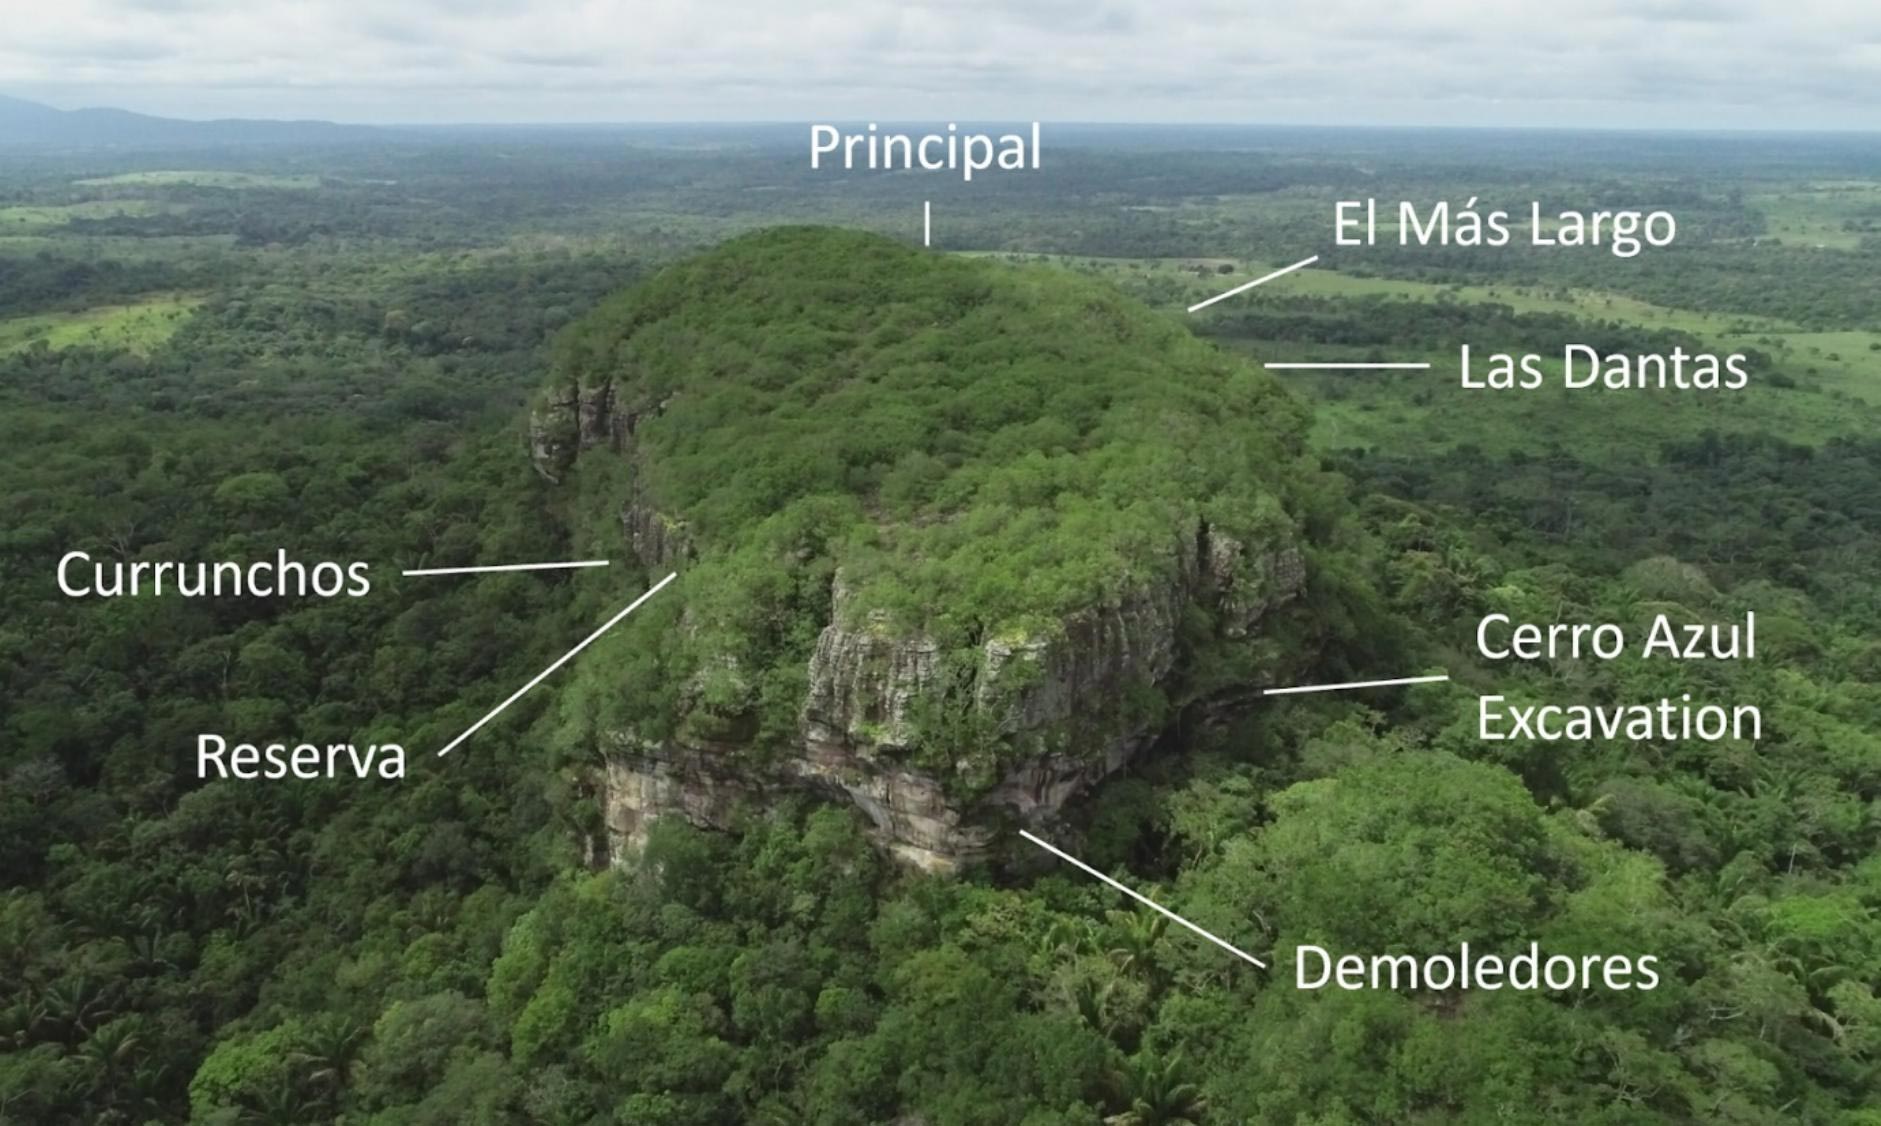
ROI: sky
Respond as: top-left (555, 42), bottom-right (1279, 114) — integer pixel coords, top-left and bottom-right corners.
top-left (1, 0), bottom-right (1877, 130)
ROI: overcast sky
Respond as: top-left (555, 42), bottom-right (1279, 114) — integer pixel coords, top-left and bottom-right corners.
top-left (2, 0), bottom-right (1876, 130)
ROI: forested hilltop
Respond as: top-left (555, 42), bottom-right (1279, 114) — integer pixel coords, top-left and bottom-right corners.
top-left (529, 227), bottom-right (1363, 870)
top-left (1, 132), bottom-right (1878, 1124)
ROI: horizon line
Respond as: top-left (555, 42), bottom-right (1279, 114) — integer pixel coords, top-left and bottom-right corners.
top-left (4, 94), bottom-right (1879, 138)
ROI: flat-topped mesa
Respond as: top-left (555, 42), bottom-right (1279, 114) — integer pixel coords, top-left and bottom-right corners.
top-left (533, 226), bottom-right (1326, 870)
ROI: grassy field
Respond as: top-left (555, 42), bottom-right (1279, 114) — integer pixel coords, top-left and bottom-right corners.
top-left (0, 200), bottom-right (180, 232)
top-left (1768, 329), bottom-right (1881, 404)
top-left (0, 295), bottom-right (200, 355)
top-left (72, 170), bottom-right (321, 189)
top-left (1746, 182), bottom-right (1881, 250)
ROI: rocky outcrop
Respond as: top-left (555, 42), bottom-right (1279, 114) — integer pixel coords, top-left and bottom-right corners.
top-left (594, 522), bottom-right (1305, 872)
top-left (528, 379), bottom-right (639, 482)
top-left (801, 581), bottom-right (942, 753)
top-left (527, 385), bottom-right (581, 482)
top-left (598, 717), bottom-right (1155, 874)
top-left (597, 737), bottom-right (997, 873)
top-left (622, 475), bottom-right (692, 569)
top-left (532, 385), bottom-right (693, 565)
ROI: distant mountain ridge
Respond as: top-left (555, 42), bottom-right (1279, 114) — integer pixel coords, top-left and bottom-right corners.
top-left (0, 94), bottom-right (377, 147)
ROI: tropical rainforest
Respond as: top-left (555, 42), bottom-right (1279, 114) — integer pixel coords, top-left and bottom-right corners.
top-left (2, 125), bottom-right (1879, 1125)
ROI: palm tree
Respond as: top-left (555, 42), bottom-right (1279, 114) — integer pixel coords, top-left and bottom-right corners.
top-left (750, 1095), bottom-right (809, 1126)
top-left (240, 1077), bottom-right (323, 1125)
top-left (125, 930), bottom-right (176, 976)
top-left (1069, 976), bottom-right (1115, 1034)
top-left (1106, 907), bottom-right (1168, 979)
top-left (1036, 916), bottom-right (1098, 962)
top-left (78, 1018), bottom-right (143, 1118)
top-left (290, 1018), bottom-right (366, 1094)
top-left (34, 975), bottom-right (113, 1039)
top-left (1105, 1052), bottom-right (1206, 1126)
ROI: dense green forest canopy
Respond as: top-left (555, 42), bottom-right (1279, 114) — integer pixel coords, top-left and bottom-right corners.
top-left (551, 227), bottom-right (1313, 626)
top-left (1, 130), bottom-right (1878, 1124)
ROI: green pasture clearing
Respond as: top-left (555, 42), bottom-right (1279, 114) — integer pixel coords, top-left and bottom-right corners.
top-left (1764, 329), bottom-right (1881, 405)
top-left (1747, 182), bottom-right (1881, 250)
top-left (0, 199), bottom-right (180, 232)
top-left (0, 296), bottom-right (200, 355)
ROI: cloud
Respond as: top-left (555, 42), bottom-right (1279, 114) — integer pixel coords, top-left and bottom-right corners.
top-left (0, 0), bottom-right (1873, 129)
top-left (496, 49), bottom-right (606, 69)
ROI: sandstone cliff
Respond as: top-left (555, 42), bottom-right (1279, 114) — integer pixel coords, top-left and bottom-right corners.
top-left (588, 546), bottom-right (1301, 871)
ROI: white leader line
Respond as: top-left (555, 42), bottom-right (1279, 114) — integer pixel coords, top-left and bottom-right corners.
top-left (1187, 255), bottom-right (1319, 313)
top-left (403, 560), bottom-right (611, 577)
top-left (1262, 673), bottom-right (1450, 697)
top-left (1263, 362), bottom-right (1431, 370)
top-left (1020, 830), bottom-right (1266, 969)
top-left (436, 572), bottom-right (677, 757)
top-left (924, 200), bottom-right (932, 247)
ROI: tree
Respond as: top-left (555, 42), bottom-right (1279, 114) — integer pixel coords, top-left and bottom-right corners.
top-left (1105, 1052), bottom-right (1204, 1126)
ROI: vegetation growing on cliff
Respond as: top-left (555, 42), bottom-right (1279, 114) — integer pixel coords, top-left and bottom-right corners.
top-left (547, 227), bottom-right (1347, 770)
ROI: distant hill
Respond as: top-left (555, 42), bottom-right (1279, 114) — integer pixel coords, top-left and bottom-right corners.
top-left (0, 94), bottom-right (377, 147)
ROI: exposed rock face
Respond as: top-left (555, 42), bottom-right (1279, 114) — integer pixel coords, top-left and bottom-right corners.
top-left (570, 495), bottom-right (1306, 872)
top-left (621, 475), bottom-right (692, 570)
top-left (598, 737), bottom-right (995, 874)
top-left (533, 384), bottom-right (693, 566)
top-left (528, 379), bottom-right (636, 482)
top-left (802, 581), bottom-right (941, 753)
top-left (596, 683), bottom-right (1184, 873)
top-left (527, 385), bottom-right (581, 483)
